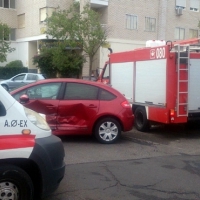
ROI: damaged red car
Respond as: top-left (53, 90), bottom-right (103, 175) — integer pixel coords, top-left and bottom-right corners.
top-left (11, 78), bottom-right (134, 144)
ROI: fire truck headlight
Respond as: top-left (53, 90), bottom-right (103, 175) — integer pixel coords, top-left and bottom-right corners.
top-left (24, 107), bottom-right (50, 131)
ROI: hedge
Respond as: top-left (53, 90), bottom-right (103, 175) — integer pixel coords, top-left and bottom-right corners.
top-left (0, 66), bottom-right (28, 79)
top-left (0, 60), bottom-right (28, 79)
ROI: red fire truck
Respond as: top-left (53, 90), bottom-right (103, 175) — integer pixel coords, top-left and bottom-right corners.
top-left (97, 38), bottom-right (200, 131)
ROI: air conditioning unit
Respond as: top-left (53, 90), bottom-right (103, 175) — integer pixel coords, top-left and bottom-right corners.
top-left (176, 7), bottom-right (183, 15)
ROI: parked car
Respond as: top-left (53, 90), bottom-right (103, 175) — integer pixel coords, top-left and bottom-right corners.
top-left (11, 78), bottom-right (134, 144)
top-left (0, 73), bottom-right (45, 91)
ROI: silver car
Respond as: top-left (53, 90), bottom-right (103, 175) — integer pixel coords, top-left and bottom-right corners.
top-left (0, 73), bottom-right (45, 91)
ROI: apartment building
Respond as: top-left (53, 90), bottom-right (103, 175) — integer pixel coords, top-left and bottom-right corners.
top-left (0, 0), bottom-right (200, 77)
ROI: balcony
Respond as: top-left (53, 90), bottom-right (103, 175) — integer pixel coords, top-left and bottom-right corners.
top-left (91, 0), bottom-right (108, 8)
top-left (75, 0), bottom-right (108, 8)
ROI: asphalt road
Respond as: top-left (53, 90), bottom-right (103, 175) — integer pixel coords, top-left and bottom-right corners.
top-left (44, 122), bottom-right (200, 200)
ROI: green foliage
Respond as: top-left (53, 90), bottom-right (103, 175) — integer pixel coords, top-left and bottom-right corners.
top-left (0, 66), bottom-right (28, 79)
top-left (46, 2), bottom-right (81, 48)
top-left (33, 48), bottom-right (84, 78)
top-left (33, 50), bottom-right (56, 78)
top-left (44, 2), bottom-right (107, 79)
top-left (5, 60), bottom-right (24, 68)
top-left (79, 4), bottom-right (107, 79)
top-left (79, 4), bottom-right (107, 57)
top-left (0, 22), bottom-right (15, 62)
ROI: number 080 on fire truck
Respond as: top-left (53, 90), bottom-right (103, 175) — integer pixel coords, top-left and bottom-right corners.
top-left (0, 85), bottom-right (65, 200)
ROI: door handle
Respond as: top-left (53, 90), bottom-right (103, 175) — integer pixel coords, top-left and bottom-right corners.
top-left (88, 104), bottom-right (97, 108)
top-left (46, 105), bottom-right (56, 109)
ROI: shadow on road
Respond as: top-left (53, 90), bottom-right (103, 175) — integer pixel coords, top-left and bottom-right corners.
top-left (55, 121), bottom-right (200, 146)
top-left (151, 121), bottom-right (200, 139)
top-left (58, 135), bottom-right (96, 144)
top-left (123, 121), bottom-right (200, 145)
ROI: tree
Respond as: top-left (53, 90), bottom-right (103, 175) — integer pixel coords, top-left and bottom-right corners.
top-left (33, 44), bottom-right (84, 78)
top-left (45, 2), bottom-right (108, 80)
top-left (78, 3), bottom-right (108, 79)
top-left (34, 3), bottom-right (84, 78)
top-left (0, 22), bottom-right (15, 62)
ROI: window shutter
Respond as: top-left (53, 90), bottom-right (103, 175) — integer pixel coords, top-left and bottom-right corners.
top-left (10, 0), bottom-right (15, 8)
top-left (190, 0), bottom-right (199, 9)
top-left (18, 14), bottom-right (25, 28)
top-left (40, 8), bottom-right (47, 22)
top-left (176, 0), bottom-right (186, 8)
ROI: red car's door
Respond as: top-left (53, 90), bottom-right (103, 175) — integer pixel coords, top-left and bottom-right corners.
top-left (24, 99), bottom-right (59, 131)
top-left (12, 82), bottom-right (62, 131)
top-left (56, 82), bottom-right (100, 135)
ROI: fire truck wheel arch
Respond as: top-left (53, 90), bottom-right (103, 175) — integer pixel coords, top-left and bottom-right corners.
top-left (134, 107), bottom-right (150, 132)
top-left (0, 164), bottom-right (34, 200)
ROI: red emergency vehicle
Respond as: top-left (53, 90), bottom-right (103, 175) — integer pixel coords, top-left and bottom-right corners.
top-left (97, 38), bottom-right (200, 131)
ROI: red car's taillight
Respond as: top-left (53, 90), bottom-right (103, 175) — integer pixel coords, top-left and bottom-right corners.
top-left (121, 100), bottom-right (131, 108)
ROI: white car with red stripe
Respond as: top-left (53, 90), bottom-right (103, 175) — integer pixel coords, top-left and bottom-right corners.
top-left (0, 85), bottom-right (65, 200)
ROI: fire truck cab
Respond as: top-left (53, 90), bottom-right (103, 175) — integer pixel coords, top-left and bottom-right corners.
top-left (97, 38), bottom-right (200, 131)
top-left (0, 85), bottom-right (65, 199)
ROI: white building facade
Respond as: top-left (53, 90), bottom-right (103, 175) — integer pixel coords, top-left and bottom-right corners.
top-left (0, 0), bottom-right (200, 76)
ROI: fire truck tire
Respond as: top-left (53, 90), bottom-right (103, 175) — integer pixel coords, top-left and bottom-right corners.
top-left (0, 165), bottom-right (34, 200)
top-left (134, 107), bottom-right (150, 132)
top-left (95, 117), bottom-right (121, 144)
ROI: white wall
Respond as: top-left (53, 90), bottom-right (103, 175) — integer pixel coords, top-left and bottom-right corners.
top-left (99, 38), bottom-right (145, 70)
top-left (17, 42), bottom-right (29, 67)
top-left (1, 42), bottom-right (18, 66)
top-left (0, 41), bottom-right (29, 68)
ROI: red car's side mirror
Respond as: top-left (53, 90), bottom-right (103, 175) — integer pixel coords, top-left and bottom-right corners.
top-left (20, 94), bottom-right (29, 104)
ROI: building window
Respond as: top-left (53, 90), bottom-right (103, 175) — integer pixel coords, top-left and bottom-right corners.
top-left (4, 0), bottom-right (8, 8)
top-left (176, 0), bottom-right (186, 9)
top-left (126, 14), bottom-right (137, 30)
top-left (18, 14), bottom-right (25, 29)
top-left (189, 29), bottom-right (198, 38)
top-left (10, 0), bottom-right (15, 8)
top-left (0, 0), bottom-right (15, 9)
top-left (40, 7), bottom-right (56, 23)
top-left (175, 27), bottom-right (185, 40)
top-left (190, 0), bottom-right (199, 11)
top-left (10, 28), bottom-right (15, 40)
top-left (145, 17), bottom-right (156, 32)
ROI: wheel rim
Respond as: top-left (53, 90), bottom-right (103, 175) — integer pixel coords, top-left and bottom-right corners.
top-left (98, 121), bottom-right (118, 142)
top-left (0, 182), bottom-right (19, 200)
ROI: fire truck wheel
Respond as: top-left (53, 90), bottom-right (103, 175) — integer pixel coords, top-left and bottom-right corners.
top-left (95, 118), bottom-right (121, 144)
top-left (134, 107), bottom-right (150, 132)
top-left (0, 165), bottom-right (34, 200)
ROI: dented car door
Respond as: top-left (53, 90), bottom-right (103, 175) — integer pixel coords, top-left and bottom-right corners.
top-left (56, 82), bottom-right (99, 135)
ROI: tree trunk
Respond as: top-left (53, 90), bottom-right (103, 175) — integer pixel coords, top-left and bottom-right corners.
top-left (89, 56), bottom-right (93, 80)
